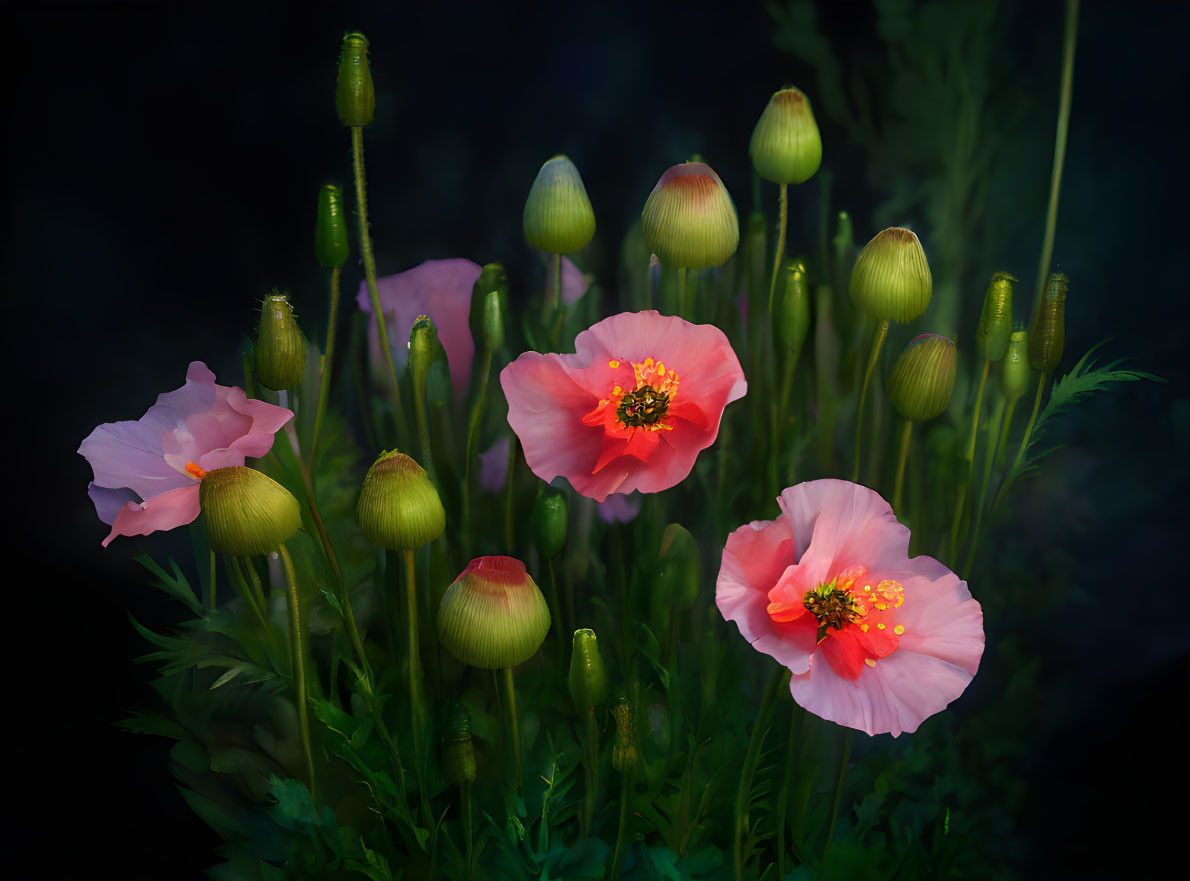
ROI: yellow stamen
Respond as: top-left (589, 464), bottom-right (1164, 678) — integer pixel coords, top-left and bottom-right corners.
top-left (608, 359), bottom-right (620, 369)
top-left (613, 385), bottom-right (622, 396)
top-left (877, 623), bottom-right (886, 630)
top-left (864, 658), bottom-right (877, 667)
top-left (894, 625), bottom-right (905, 635)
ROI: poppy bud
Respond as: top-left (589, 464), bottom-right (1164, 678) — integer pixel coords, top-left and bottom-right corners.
top-left (567, 628), bottom-right (609, 714)
top-left (469, 263), bottom-right (508, 352)
top-left (611, 696), bottom-right (636, 773)
top-left (652, 523), bottom-right (701, 615)
top-left (849, 227), bottom-right (932, 323)
top-left (255, 292), bottom-right (307, 391)
top-left (886, 333), bottom-right (957, 422)
top-left (641, 161), bottom-right (740, 270)
top-left (437, 556), bottom-right (551, 669)
top-left (531, 488), bottom-right (568, 559)
top-left (975, 272), bottom-right (1016, 362)
top-left (999, 330), bottom-right (1031, 403)
top-left (777, 261), bottom-right (811, 358)
top-left (357, 451), bottom-right (445, 551)
top-left (1029, 272), bottom-right (1067, 373)
top-left (315, 184), bottom-right (349, 269)
top-left (522, 155), bottom-right (596, 255)
top-left (748, 86), bottom-right (823, 185)
top-left (198, 466), bottom-right (301, 557)
top-left (442, 700), bottom-right (476, 785)
top-left (409, 314), bottom-right (448, 405)
top-left (335, 31), bottom-right (374, 127)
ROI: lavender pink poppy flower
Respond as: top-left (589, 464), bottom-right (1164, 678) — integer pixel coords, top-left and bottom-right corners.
top-left (357, 258), bottom-right (483, 394)
top-left (716, 479), bottom-right (984, 736)
top-left (79, 362), bottom-right (293, 547)
top-left (598, 493), bottom-right (640, 524)
top-left (500, 310), bottom-right (746, 502)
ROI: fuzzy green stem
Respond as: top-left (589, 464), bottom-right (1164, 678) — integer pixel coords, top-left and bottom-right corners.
top-left (853, 319), bottom-right (889, 481)
top-left (893, 420), bottom-right (913, 515)
top-left (309, 264), bottom-right (342, 464)
top-left (950, 359), bottom-right (989, 560)
top-left (821, 729), bottom-right (853, 864)
top-left (209, 549), bottom-right (217, 612)
top-left (734, 667), bottom-right (785, 881)
top-left (964, 395), bottom-right (1006, 578)
top-left (279, 543), bottom-right (317, 802)
top-left (766, 183), bottom-right (788, 319)
top-left (351, 125), bottom-right (409, 444)
top-left (461, 346), bottom-right (494, 556)
top-left (402, 548), bottom-right (426, 772)
top-left (503, 665), bottom-right (522, 787)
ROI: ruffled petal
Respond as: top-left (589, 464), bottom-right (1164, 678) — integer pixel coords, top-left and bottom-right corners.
top-left (87, 483), bottom-right (141, 526)
top-left (103, 484), bottom-right (202, 547)
top-left (79, 418), bottom-right (192, 501)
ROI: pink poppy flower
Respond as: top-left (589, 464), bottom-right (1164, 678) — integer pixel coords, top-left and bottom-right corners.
top-left (716, 479), bottom-right (984, 736)
top-left (500, 310), bottom-right (746, 501)
top-left (357, 258), bottom-right (483, 394)
top-left (79, 362), bottom-right (293, 547)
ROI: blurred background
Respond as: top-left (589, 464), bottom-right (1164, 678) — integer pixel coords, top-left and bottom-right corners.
top-left (6, 0), bottom-right (1187, 877)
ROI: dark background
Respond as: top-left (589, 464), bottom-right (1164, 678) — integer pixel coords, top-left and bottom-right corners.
top-left (7, 0), bottom-right (1188, 878)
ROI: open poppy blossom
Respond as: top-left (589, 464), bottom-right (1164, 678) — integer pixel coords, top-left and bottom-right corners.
top-left (716, 479), bottom-right (984, 736)
top-left (500, 310), bottom-right (746, 501)
top-left (79, 361), bottom-right (293, 547)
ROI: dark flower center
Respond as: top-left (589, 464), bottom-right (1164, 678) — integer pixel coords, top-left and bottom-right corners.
top-left (803, 581), bottom-right (866, 633)
top-left (617, 386), bottom-right (670, 427)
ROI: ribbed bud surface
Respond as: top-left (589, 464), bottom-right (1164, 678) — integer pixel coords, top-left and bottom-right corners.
top-left (886, 333), bottom-right (957, 422)
top-left (611, 697), bottom-right (636, 773)
top-left (567, 629), bottom-right (609, 713)
top-left (1029, 273), bottom-right (1067, 373)
top-left (357, 451), bottom-right (445, 550)
top-left (641, 162), bottom-right (739, 270)
top-left (437, 556), bottom-right (551, 669)
top-left (849, 227), bottom-right (932, 323)
top-left (522, 155), bottom-right (596, 255)
top-left (999, 330), bottom-right (1031, 403)
top-left (531, 489), bottom-right (568, 559)
top-left (315, 185), bottom-right (349, 269)
top-left (777, 261), bottom-right (811, 356)
top-left (975, 272), bottom-right (1016, 362)
top-left (200, 466), bottom-right (301, 557)
top-left (335, 31), bottom-right (374, 126)
top-left (255, 292), bottom-right (307, 391)
top-left (749, 87), bottom-right (823, 185)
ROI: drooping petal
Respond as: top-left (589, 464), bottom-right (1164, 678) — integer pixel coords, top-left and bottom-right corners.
top-left (88, 484), bottom-right (141, 526)
top-left (103, 484), bottom-right (202, 548)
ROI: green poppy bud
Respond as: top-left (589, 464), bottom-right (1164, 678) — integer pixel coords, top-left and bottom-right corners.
top-left (437, 556), bottom-right (551, 669)
top-left (849, 227), bottom-right (932, 323)
top-left (999, 330), bottom-right (1031, 403)
top-left (611, 696), bottom-right (636, 773)
top-left (1029, 272), bottom-right (1067, 373)
top-left (335, 31), bottom-right (375, 127)
top-left (255, 291), bottom-right (307, 391)
top-left (886, 333), bottom-right (957, 422)
top-left (198, 466), bottom-right (301, 557)
top-left (522, 155), bottom-right (596, 255)
top-left (653, 523), bottom-right (701, 614)
top-left (748, 86), bottom-right (823, 185)
top-left (315, 184), bottom-right (349, 269)
top-left (409, 314), bottom-right (448, 406)
top-left (469, 263), bottom-right (508, 352)
top-left (777, 261), bottom-right (811, 358)
top-left (567, 628), bottom-right (609, 714)
top-left (357, 451), bottom-right (445, 551)
top-left (641, 161), bottom-right (740, 270)
top-left (975, 272), bottom-right (1016, 362)
top-left (531, 488), bottom-right (568, 559)
top-left (442, 700), bottom-right (476, 786)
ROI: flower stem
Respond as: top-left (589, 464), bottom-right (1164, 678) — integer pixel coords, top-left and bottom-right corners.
top-left (350, 124), bottom-right (409, 445)
top-left (766, 183), bottom-right (788, 320)
top-left (677, 266), bottom-right (688, 318)
top-left (821, 728), bottom-right (852, 864)
top-left (995, 398), bottom-right (1018, 472)
top-left (950, 358), bottom-right (989, 561)
top-left (581, 707), bottom-right (600, 838)
top-left (461, 345), bottom-right (494, 557)
top-left (411, 347), bottom-right (436, 484)
top-left (309, 265), bottom-right (342, 466)
top-left (963, 395), bottom-right (1005, 578)
top-left (503, 665), bottom-right (522, 787)
top-left (279, 543), bottom-right (317, 802)
top-left (1004, 370), bottom-right (1047, 502)
top-left (402, 548), bottom-right (426, 773)
top-left (852, 319), bottom-right (889, 482)
top-left (209, 549), bottom-right (217, 612)
top-left (893, 420), bottom-right (913, 515)
top-left (775, 701), bottom-right (799, 879)
top-left (610, 768), bottom-right (633, 881)
top-left (733, 666), bottom-right (785, 881)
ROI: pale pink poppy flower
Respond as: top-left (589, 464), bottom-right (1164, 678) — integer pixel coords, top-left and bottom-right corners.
top-left (79, 362), bottom-right (293, 547)
top-left (716, 479), bottom-right (984, 736)
top-left (357, 258), bottom-right (483, 394)
top-left (500, 310), bottom-right (746, 502)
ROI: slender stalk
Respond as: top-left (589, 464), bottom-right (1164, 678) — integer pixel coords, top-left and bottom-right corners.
top-left (775, 702), bottom-right (798, 879)
top-left (611, 768), bottom-right (633, 881)
top-left (503, 665), bottom-right (522, 787)
top-left (677, 266), bottom-right (688, 318)
top-left (209, 549), bottom-right (217, 613)
top-left (964, 395), bottom-right (1005, 578)
top-left (852, 319), bottom-right (889, 482)
top-left (950, 358), bottom-right (990, 560)
top-left (995, 398), bottom-right (1018, 471)
top-left (766, 183), bottom-right (788, 319)
top-left (462, 781), bottom-right (473, 879)
top-left (309, 266), bottom-right (342, 464)
top-left (893, 420), bottom-right (913, 515)
top-left (411, 350), bottom-right (436, 483)
top-left (242, 351), bottom-right (257, 400)
top-left (821, 729), bottom-right (853, 864)
top-left (1007, 371), bottom-right (1047, 491)
top-left (582, 708), bottom-right (600, 838)
top-left (351, 125), bottom-right (409, 444)
top-left (461, 346), bottom-right (494, 554)
top-left (505, 436), bottom-right (518, 553)
top-left (733, 667), bottom-right (785, 881)
top-left (402, 549), bottom-right (426, 770)
top-left (279, 543), bottom-right (317, 802)
top-left (1031, 0), bottom-right (1080, 327)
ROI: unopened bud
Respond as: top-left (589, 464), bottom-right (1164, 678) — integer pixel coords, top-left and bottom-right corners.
top-left (255, 291), bottom-right (307, 391)
top-left (437, 557), bottom-right (551, 669)
top-left (531, 488), bottom-right (568, 559)
top-left (315, 185), bottom-right (349, 269)
top-left (886, 333), bottom-right (957, 422)
top-left (522, 155), bottom-right (596, 255)
top-left (975, 272), bottom-right (1016, 362)
top-left (409, 315), bottom-right (448, 405)
top-left (999, 330), bottom-right (1030, 403)
top-left (199, 466), bottom-right (301, 557)
top-left (611, 696), bottom-right (636, 773)
top-left (642, 161), bottom-right (740, 270)
top-left (335, 31), bottom-right (375, 127)
top-left (357, 451), bottom-right (445, 550)
top-left (776, 261), bottom-right (811, 359)
top-left (567, 629), bottom-right (609, 714)
top-left (1029, 272), bottom-right (1067, 373)
top-left (748, 86), bottom-right (823, 185)
top-left (849, 227), bottom-right (932, 323)
top-left (469, 264), bottom-right (508, 352)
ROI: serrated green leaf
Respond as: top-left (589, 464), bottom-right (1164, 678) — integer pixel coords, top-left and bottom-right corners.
top-left (135, 554), bottom-right (204, 615)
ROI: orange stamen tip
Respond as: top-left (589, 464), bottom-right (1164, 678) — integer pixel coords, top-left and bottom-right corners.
top-left (185, 462), bottom-right (207, 480)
